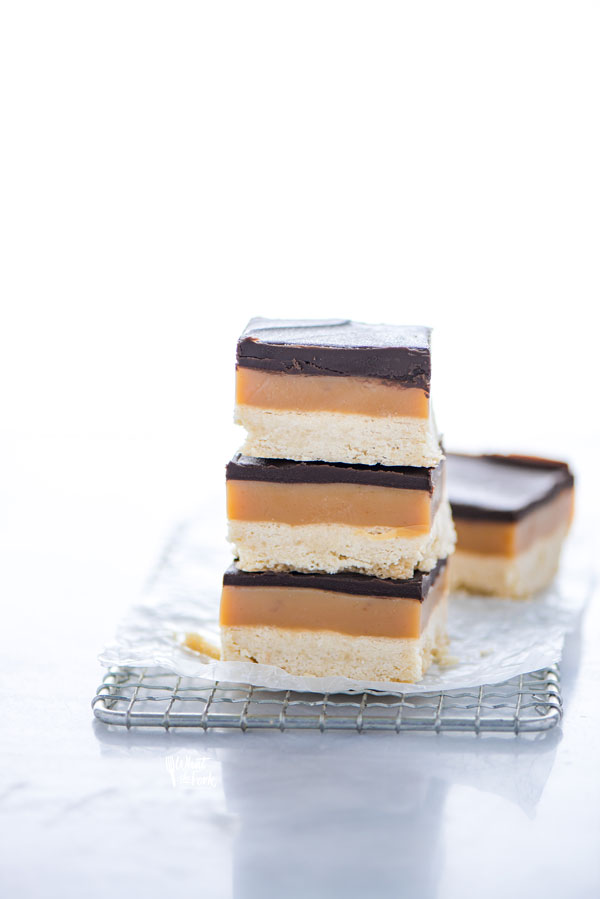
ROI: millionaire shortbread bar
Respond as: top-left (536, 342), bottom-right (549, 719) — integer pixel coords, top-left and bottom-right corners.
top-left (226, 453), bottom-right (455, 579)
top-left (447, 453), bottom-right (574, 598)
top-left (219, 560), bottom-right (449, 682)
top-left (235, 318), bottom-right (443, 467)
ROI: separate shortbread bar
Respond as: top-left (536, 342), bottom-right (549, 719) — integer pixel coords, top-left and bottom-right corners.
top-left (220, 560), bottom-right (449, 682)
top-left (447, 453), bottom-right (574, 598)
top-left (235, 318), bottom-right (442, 467)
top-left (227, 453), bottom-right (455, 579)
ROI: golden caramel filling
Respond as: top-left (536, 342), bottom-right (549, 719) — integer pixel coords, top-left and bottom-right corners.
top-left (227, 480), bottom-right (433, 531)
top-left (454, 488), bottom-right (574, 557)
top-left (220, 569), bottom-right (448, 639)
top-left (236, 367), bottom-right (429, 418)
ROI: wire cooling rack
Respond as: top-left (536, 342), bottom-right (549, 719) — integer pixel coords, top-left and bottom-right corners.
top-left (93, 663), bottom-right (562, 733)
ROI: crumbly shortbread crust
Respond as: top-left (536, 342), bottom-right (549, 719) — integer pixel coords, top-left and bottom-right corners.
top-left (229, 499), bottom-right (455, 580)
top-left (235, 406), bottom-right (443, 467)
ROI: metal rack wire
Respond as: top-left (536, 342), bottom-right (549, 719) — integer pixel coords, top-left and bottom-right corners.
top-left (93, 663), bottom-right (562, 733)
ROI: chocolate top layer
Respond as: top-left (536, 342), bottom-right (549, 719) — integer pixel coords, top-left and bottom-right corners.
top-left (223, 558), bottom-right (448, 601)
top-left (226, 452), bottom-right (444, 493)
top-left (236, 318), bottom-right (431, 390)
top-left (447, 453), bottom-right (575, 522)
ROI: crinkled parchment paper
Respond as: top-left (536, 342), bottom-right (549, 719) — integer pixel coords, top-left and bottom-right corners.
top-left (99, 518), bottom-right (594, 694)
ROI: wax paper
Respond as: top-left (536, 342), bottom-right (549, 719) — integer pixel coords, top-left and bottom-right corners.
top-left (99, 518), bottom-right (594, 694)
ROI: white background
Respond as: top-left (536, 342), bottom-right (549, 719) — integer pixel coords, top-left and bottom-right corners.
top-left (1, 3), bottom-right (599, 897)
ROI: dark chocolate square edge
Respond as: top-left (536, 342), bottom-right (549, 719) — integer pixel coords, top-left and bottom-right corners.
top-left (223, 558), bottom-right (448, 601)
top-left (236, 318), bottom-right (431, 390)
top-left (447, 452), bottom-right (574, 521)
top-left (226, 453), bottom-right (445, 493)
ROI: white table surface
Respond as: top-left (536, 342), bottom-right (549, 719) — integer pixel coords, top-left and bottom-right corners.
top-left (3, 3), bottom-right (600, 894)
top-left (2, 433), bottom-right (599, 899)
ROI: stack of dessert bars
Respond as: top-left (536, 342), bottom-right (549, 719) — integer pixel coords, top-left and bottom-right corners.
top-left (219, 319), bottom-right (456, 682)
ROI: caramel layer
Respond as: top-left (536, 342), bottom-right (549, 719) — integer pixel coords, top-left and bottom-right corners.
top-left (227, 480), bottom-right (433, 531)
top-left (454, 488), bottom-right (574, 557)
top-left (236, 367), bottom-right (429, 418)
top-left (220, 569), bottom-right (448, 639)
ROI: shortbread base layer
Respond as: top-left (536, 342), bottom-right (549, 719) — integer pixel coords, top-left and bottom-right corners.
top-left (449, 523), bottom-right (570, 598)
top-left (228, 500), bottom-right (456, 579)
top-left (220, 595), bottom-right (448, 682)
top-left (235, 406), bottom-right (443, 467)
